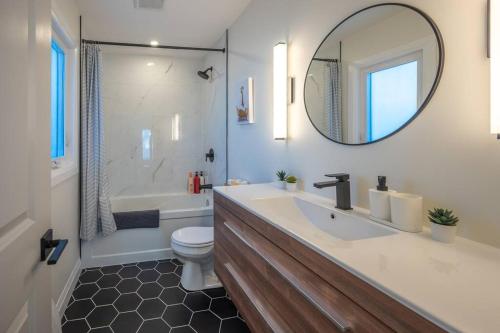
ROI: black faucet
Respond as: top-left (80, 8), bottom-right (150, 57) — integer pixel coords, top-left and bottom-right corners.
top-left (313, 173), bottom-right (352, 210)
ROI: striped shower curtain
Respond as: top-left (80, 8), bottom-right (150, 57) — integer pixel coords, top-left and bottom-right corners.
top-left (80, 43), bottom-right (116, 240)
top-left (324, 62), bottom-right (343, 141)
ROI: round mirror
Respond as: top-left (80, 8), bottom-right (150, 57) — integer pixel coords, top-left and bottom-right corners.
top-left (304, 4), bottom-right (444, 145)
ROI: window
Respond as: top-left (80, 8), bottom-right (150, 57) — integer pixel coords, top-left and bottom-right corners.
top-left (358, 51), bottom-right (423, 142)
top-left (51, 40), bottom-right (65, 159)
top-left (366, 61), bottom-right (418, 141)
top-left (50, 16), bottom-right (78, 187)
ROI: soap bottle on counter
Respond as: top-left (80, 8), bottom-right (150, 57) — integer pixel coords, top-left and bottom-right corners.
top-left (369, 176), bottom-right (394, 221)
top-left (194, 172), bottom-right (200, 194)
top-left (188, 172), bottom-right (194, 194)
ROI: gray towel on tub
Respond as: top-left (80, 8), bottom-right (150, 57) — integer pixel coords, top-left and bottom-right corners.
top-left (113, 210), bottom-right (160, 230)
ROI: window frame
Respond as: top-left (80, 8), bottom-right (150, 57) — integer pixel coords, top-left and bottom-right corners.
top-left (51, 14), bottom-right (79, 187)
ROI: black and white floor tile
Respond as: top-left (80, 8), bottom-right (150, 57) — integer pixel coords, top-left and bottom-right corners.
top-left (61, 259), bottom-right (249, 333)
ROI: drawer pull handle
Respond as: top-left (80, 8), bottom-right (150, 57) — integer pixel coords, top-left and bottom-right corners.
top-left (224, 262), bottom-right (287, 333)
top-left (224, 221), bottom-right (352, 332)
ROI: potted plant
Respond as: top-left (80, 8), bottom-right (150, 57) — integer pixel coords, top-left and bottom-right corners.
top-left (427, 208), bottom-right (459, 243)
top-left (286, 175), bottom-right (298, 192)
top-left (274, 170), bottom-right (287, 189)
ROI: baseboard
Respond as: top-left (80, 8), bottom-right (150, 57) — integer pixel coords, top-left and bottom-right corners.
top-left (56, 258), bottom-right (81, 319)
top-left (82, 248), bottom-right (174, 269)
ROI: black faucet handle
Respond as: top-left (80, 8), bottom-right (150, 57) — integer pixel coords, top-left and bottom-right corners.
top-left (325, 173), bottom-right (349, 181)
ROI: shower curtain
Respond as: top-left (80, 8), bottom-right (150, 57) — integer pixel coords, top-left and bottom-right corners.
top-left (324, 61), bottom-right (343, 141)
top-left (80, 43), bottom-right (116, 241)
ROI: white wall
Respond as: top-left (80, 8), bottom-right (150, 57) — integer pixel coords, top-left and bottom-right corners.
top-left (50, 0), bottom-right (81, 319)
top-left (227, 0), bottom-right (500, 247)
top-left (102, 52), bottom-right (207, 196)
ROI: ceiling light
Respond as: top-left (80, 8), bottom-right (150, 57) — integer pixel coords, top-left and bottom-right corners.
top-left (147, 62), bottom-right (155, 67)
top-left (133, 0), bottom-right (164, 10)
top-left (150, 40), bottom-right (159, 47)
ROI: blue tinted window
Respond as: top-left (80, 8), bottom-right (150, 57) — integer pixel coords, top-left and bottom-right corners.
top-left (51, 40), bottom-right (65, 158)
top-left (367, 61), bottom-right (418, 141)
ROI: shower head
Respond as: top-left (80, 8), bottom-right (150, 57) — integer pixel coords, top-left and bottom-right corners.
top-left (197, 66), bottom-right (213, 80)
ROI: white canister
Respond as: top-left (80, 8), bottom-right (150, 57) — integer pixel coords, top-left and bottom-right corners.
top-left (390, 193), bottom-right (423, 232)
top-left (369, 189), bottom-right (396, 221)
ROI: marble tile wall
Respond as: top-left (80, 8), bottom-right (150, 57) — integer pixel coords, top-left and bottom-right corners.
top-left (102, 52), bottom-right (209, 196)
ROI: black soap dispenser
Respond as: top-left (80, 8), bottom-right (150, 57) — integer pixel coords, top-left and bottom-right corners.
top-left (377, 176), bottom-right (388, 191)
top-left (369, 176), bottom-right (392, 221)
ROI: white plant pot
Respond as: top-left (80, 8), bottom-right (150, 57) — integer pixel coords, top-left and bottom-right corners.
top-left (430, 223), bottom-right (457, 243)
top-left (272, 181), bottom-right (286, 189)
top-left (286, 183), bottom-right (297, 192)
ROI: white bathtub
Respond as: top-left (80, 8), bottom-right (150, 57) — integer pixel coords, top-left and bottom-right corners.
top-left (82, 192), bottom-right (213, 268)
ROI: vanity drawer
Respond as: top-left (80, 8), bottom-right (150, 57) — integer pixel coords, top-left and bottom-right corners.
top-left (215, 192), bottom-right (445, 333)
top-left (215, 202), bottom-right (390, 333)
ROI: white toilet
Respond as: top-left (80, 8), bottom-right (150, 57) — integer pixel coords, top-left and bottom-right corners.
top-left (171, 226), bottom-right (221, 291)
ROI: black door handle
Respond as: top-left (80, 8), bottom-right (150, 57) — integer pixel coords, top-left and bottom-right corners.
top-left (41, 229), bottom-right (68, 265)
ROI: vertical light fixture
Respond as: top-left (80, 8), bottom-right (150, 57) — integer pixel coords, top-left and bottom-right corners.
top-left (273, 42), bottom-right (288, 140)
top-left (171, 113), bottom-right (180, 141)
top-left (490, 0), bottom-right (500, 138)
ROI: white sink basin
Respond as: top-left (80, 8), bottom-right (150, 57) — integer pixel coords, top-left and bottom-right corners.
top-left (251, 196), bottom-right (396, 241)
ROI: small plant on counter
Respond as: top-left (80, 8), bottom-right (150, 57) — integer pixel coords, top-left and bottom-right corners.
top-left (427, 208), bottom-right (459, 243)
top-left (276, 170), bottom-right (287, 181)
top-left (427, 208), bottom-right (459, 226)
top-left (286, 175), bottom-right (297, 184)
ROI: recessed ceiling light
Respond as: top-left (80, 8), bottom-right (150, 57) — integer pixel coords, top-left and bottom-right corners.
top-left (147, 62), bottom-right (155, 67)
top-left (150, 40), bottom-right (159, 47)
top-left (133, 0), bottom-right (164, 10)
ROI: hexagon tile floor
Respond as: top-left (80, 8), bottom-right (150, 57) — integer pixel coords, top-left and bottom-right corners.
top-left (61, 259), bottom-right (250, 333)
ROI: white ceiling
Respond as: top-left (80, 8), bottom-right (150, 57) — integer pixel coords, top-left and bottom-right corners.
top-left (77, 0), bottom-right (251, 48)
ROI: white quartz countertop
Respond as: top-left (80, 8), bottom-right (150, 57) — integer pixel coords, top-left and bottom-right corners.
top-left (214, 184), bottom-right (500, 333)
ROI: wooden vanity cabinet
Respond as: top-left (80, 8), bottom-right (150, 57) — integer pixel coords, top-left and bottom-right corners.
top-left (214, 193), bottom-right (445, 333)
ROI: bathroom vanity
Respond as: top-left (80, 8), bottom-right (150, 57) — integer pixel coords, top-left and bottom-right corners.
top-left (214, 184), bottom-right (500, 333)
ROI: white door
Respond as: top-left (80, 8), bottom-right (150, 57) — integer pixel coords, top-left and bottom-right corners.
top-left (0, 0), bottom-right (53, 332)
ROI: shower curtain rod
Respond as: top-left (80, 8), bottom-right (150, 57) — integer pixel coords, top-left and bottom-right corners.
top-left (82, 39), bottom-right (225, 53)
top-left (313, 58), bottom-right (339, 62)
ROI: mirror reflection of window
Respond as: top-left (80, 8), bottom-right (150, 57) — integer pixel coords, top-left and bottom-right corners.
top-left (142, 129), bottom-right (152, 161)
top-left (365, 58), bottom-right (420, 141)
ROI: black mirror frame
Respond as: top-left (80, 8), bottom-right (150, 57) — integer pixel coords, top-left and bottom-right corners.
top-left (303, 3), bottom-right (445, 146)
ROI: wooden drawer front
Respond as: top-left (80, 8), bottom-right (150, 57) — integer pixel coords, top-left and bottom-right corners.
top-left (215, 193), bottom-right (445, 333)
top-left (215, 247), bottom-right (294, 333)
top-left (215, 204), bottom-right (390, 333)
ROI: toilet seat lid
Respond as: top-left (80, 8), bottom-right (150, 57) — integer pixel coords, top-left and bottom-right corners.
top-left (172, 227), bottom-right (214, 246)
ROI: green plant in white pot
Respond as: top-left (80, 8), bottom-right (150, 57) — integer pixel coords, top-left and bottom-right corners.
top-left (274, 170), bottom-right (287, 189)
top-left (428, 208), bottom-right (459, 243)
top-left (286, 175), bottom-right (298, 192)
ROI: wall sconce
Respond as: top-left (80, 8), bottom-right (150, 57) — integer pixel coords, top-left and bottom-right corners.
top-left (490, 0), bottom-right (500, 139)
top-left (171, 113), bottom-right (180, 141)
top-left (273, 42), bottom-right (288, 140)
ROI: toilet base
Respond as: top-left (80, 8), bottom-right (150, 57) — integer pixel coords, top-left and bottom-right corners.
top-left (180, 261), bottom-right (222, 291)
